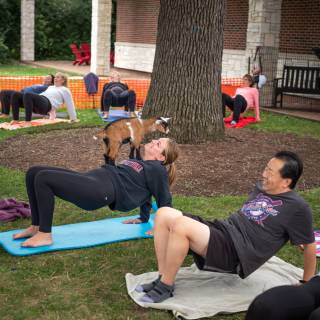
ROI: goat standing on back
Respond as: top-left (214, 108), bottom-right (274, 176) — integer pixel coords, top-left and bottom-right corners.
top-left (96, 117), bottom-right (170, 165)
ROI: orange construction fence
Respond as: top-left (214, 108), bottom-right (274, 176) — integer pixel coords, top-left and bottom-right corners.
top-left (0, 76), bottom-right (242, 109)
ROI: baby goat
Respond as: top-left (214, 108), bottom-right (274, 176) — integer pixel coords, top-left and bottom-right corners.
top-left (96, 117), bottom-right (170, 165)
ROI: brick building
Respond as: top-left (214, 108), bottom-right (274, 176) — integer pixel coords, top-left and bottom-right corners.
top-left (114, 0), bottom-right (320, 76)
top-left (21, 0), bottom-right (319, 77)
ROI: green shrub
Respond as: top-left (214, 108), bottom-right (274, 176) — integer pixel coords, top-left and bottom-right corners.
top-left (35, 0), bottom-right (92, 60)
top-left (0, 37), bottom-right (10, 64)
top-left (0, 0), bottom-right (20, 60)
top-left (1, 0), bottom-right (116, 61)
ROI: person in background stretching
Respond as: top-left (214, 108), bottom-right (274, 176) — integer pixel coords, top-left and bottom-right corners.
top-left (11, 72), bottom-right (78, 125)
top-left (12, 138), bottom-right (179, 248)
top-left (222, 74), bottom-right (260, 126)
top-left (100, 71), bottom-right (136, 119)
top-left (0, 74), bottom-right (54, 118)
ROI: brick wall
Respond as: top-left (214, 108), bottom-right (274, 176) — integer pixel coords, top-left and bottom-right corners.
top-left (116, 0), bottom-right (248, 50)
top-left (116, 0), bottom-right (320, 54)
top-left (116, 0), bottom-right (160, 44)
top-left (279, 0), bottom-right (320, 54)
top-left (224, 0), bottom-right (248, 50)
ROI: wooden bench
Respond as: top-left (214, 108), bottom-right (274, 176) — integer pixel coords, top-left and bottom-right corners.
top-left (273, 65), bottom-right (320, 108)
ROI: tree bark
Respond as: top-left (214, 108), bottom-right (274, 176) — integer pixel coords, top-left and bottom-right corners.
top-left (142, 0), bottom-right (225, 144)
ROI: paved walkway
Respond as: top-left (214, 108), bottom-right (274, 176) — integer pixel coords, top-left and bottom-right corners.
top-left (25, 60), bottom-right (151, 79)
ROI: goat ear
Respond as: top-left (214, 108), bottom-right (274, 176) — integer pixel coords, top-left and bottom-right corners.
top-left (155, 119), bottom-right (162, 125)
top-left (160, 117), bottom-right (170, 123)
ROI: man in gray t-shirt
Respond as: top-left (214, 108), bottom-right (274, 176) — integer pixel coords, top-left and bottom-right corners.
top-left (137, 151), bottom-right (316, 304)
top-left (220, 183), bottom-right (314, 278)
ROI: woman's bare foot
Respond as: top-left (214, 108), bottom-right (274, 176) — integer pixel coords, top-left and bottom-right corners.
top-left (21, 232), bottom-right (53, 247)
top-left (122, 218), bottom-right (143, 224)
top-left (13, 226), bottom-right (39, 240)
top-left (0, 113), bottom-right (9, 118)
top-left (10, 120), bottom-right (20, 125)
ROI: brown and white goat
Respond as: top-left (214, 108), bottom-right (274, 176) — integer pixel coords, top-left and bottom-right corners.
top-left (96, 117), bottom-right (170, 165)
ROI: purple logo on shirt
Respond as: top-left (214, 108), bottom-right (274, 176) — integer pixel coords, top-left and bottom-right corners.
top-left (121, 160), bottom-right (143, 173)
top-left (241, 193), bottom-right (283, 225)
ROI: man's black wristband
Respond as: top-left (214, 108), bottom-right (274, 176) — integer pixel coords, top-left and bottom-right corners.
top-left (299, 279), bottom-right (307, 284)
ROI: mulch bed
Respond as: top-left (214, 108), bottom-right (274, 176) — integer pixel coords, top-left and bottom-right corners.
top-left (0, 127), bottom-right (320, 196)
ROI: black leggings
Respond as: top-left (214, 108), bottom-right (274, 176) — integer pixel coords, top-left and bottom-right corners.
top-left (102, 89), bottom-right (136, 112)
top-left (0, 90), bottom-right (15, 115)
top-left (26, 166), bottom-right (116, 232)
top-left (21, 92), bottom-right (52, 121)
top-left (222, 93), bottom-right (247, 122)
top-left (11, 91), bottom-right (24, 120)
top-left (246, 276), bottom-right (320, 320)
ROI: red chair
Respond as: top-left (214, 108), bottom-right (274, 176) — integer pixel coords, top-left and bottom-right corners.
top-left (80, 42), bottom-right (91, 61)
top-left (76, 42), bottom-right (114, 65)
top-left (69, 43), bottom-right (90, 65)
top-left (81, 43), bottom-right (114, 65)
top-left (110, 49), bottom-right (115, 65)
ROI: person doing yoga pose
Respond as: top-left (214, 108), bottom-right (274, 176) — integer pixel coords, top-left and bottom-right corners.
top-left (136, 151), bottom-right (316, 303)
top-left (11, 72), bottom-right (78, 124)
top-left (13, 138), bottom-right (179, 248)
top-left (222, 74), bottom-right (260, 125)
top-left (0, 74), bottom-right (54, 117)
top-left (100, 71), bottom-right (136, 119)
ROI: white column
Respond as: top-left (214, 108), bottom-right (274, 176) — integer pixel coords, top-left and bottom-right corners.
top-left (21, 0), bottom-right (35, 61)
top-left (246, 0), bottom-right (282, 54)
top-left (91, 0), bottom-right (112, 75)
top-left (246, 0), bottom-right (283, 106)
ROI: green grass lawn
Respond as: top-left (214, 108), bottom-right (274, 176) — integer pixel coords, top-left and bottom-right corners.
top-left (0, 65), bottom-right (319, 319)
top-left (0, 110), bottom-right (319, 319)
top-left (0, 63), bottom-right (81, 76)
top-left (0, 164), bottom-right (319, 320)
top-left (250, 111), bottom-right (320, 139)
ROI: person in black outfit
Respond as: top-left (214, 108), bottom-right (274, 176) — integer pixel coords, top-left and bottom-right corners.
top-left (13, 138), bottom-right (179, 248)
top-left (100, 72), bottom-right (136, 119)
top-left (245, 274), bottom-right (320, 320)
top-left (0, 75), bottom-right (54, 118)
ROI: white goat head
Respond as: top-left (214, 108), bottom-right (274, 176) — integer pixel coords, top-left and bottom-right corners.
top-left (155, 117), bottom-right (170, 134)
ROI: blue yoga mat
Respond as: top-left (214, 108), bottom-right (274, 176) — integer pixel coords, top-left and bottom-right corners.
top-left (0, 214), bottom-right (155, 257)
top-left (97, 109), bottom-right (130, 122)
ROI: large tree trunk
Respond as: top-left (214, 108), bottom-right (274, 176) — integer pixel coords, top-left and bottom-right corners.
top-left (142, 0), bottom-right (225, 144)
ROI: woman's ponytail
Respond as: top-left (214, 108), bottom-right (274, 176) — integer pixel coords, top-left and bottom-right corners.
top-left (167, 162), bottom-right (177, 186)
top-left (162, 139), bottom-right (179, 187)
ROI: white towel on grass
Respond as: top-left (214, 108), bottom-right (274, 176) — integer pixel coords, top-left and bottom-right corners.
top-left (126, 256), bottom-right (302, 319)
